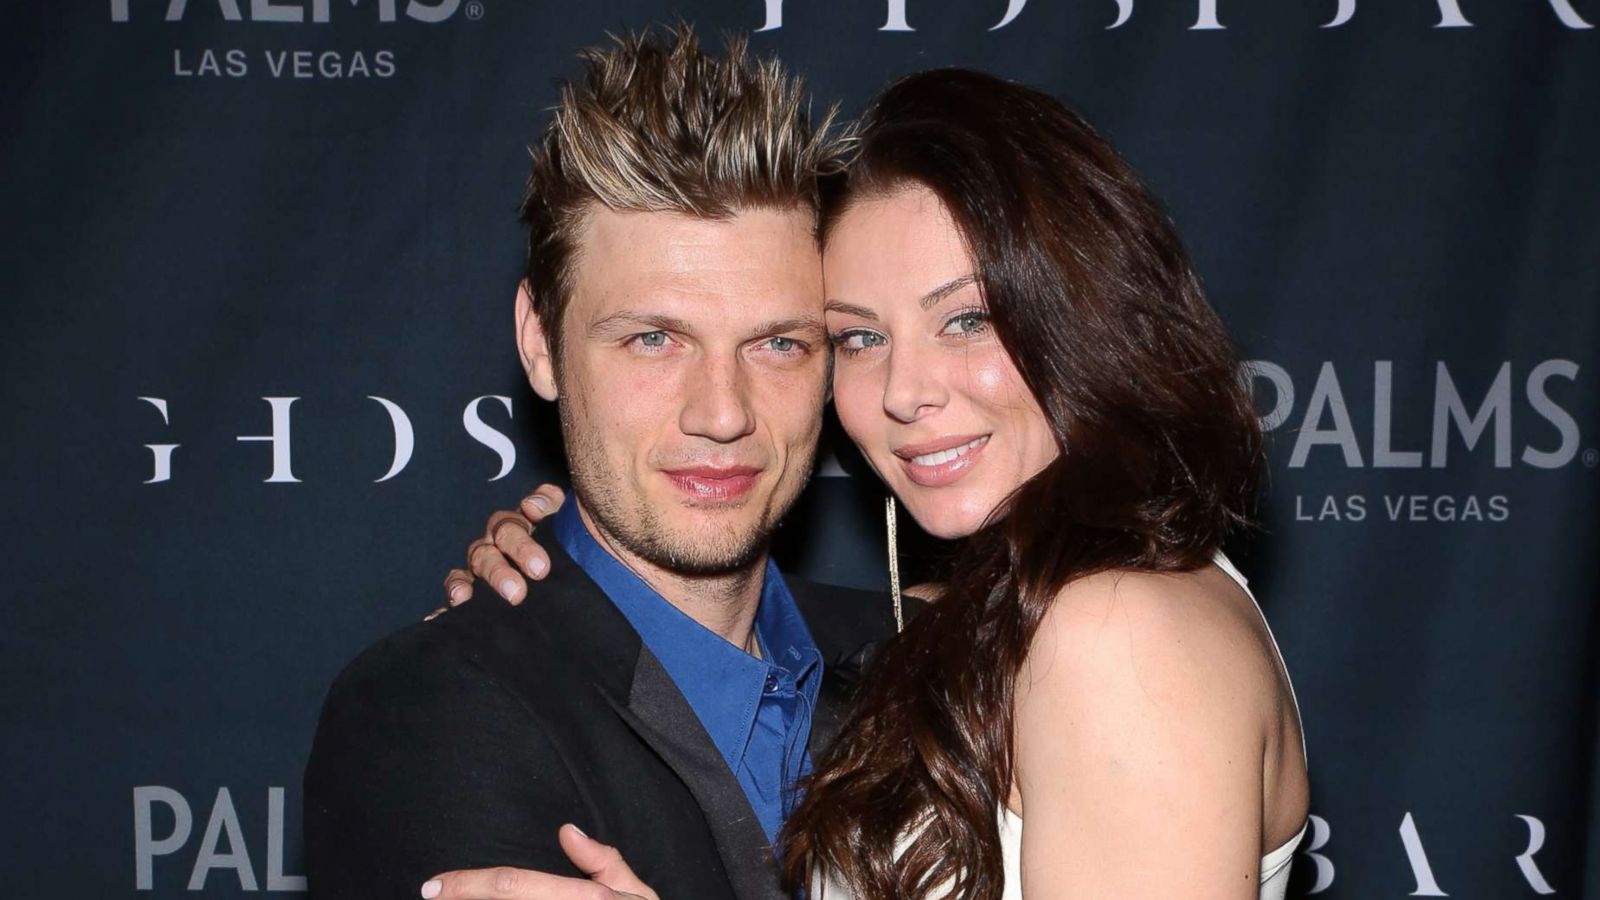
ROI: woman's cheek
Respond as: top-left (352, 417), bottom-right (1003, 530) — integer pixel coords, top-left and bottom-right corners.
top-left (833, 366), bottom-right (882, 438)
top-left (966, 347), bottom-right (1024, 402)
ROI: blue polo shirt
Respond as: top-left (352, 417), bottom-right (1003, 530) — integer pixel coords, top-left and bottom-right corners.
top-left (552, 501), bottom-right (823, 845)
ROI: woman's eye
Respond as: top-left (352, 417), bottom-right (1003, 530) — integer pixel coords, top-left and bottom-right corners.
top-left (832, 330), bottom-right (887, 353)
top-left (941, 311), bottom-right (990, 337)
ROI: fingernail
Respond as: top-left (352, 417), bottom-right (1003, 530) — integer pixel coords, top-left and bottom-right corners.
top-left (571, 824), bottom-right (588, 838)
top-left (531, 494), bottom-right (551, 512)
top-left (500, 579), bottom-right (519, 596)
top-left (529, 557), bottom-right (547, 577)
top-left (421, 880), bottom-right (441, 899)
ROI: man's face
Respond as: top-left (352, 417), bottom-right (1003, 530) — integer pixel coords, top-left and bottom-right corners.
top-left (529, 205), bottom-right (828, 574)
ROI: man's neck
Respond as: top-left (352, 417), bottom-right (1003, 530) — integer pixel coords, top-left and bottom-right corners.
top-left (577, 503), bottom-right (767, 653)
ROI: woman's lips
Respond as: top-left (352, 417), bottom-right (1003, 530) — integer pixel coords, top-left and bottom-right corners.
top-left (662, 466), bottom-right (763, 502)
top-left (893, 435), bottom-right (990, 487)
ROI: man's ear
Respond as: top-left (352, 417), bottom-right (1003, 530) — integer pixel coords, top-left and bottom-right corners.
top-left (514, 280), bottom-right (559, 401)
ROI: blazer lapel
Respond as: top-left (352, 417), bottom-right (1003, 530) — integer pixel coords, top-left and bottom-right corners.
top-left (605, 649), bottom-right (787, 900)
top-left (807, 646), bottom-right (865, 760)
top-left (783, 579), bottom-right (907, 760)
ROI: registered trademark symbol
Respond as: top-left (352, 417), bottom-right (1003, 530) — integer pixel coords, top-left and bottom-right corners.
top-left (465, 0), bottom-right (484, 20)
top-left (1584, 448), bottom-right (1599, 469)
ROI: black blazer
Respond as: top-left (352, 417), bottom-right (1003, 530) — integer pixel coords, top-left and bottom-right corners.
top-left (303, 542), bottom-right (896, 900)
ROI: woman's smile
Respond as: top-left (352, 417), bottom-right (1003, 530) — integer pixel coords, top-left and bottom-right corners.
top-left (892, 433), bottom-right (990, 486)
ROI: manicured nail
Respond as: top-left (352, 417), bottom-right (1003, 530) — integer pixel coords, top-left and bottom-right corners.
top-left (530, 494), bottom-right (551, 512)
top-left (421, 879), bottom-right (441, 899)
top-left (528, 557), bottom-right (547, 577)
top-left (500, 579), bottom-right (518, 596)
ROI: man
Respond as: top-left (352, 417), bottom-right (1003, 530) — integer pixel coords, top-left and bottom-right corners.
top-left (302, 26), bottom-right (896, 900)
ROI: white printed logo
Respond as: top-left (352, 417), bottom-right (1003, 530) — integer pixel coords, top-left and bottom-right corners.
top-left (134, 786), bottom-right (305, 891)
top-left (1245, 360), bottom-right (1583, 471)
top-left (139, 394), bottom-right (520, 483)
top-left (1244, 359), bottom-right (1588, 526)
top-left (111, 0), bottom-right (462, 24)
top-left (109, 0), bottom-right (478, 81)
top-left (755, 0), bottom-right (1593, 32)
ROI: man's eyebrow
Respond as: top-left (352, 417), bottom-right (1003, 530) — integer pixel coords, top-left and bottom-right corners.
top-left (588, 311), bottom-right (826, 341)
top-left (920, 274), bottom-right (979, 310)
top-left (752, 316), bottom-right (827, 339)
top-left (587, 311), bottom-right (694, 337)
top-left (824, 301), bottom-right (878, 321)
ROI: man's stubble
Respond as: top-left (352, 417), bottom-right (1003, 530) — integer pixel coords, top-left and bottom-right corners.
top-left (556, 388), bottom-right (817, 578)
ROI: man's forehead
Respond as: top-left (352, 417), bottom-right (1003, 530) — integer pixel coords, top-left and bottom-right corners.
top-left (578, 205), bottom-right (818, 259)
top-left (574, 279), bottom-right (826, 335)
top-left (569, 206), bottom-right (824, 323)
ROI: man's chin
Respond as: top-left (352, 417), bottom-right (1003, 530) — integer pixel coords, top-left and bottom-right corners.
top-left (642, 523), bottom-right (770, 575)
top-left (600, 480), bottom-right (801, 574)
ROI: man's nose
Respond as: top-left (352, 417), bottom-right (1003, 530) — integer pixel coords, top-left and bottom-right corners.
top-left (680, 352), bottom-right (757, 443)
top-left (881, 344), bottom-right (948, 424)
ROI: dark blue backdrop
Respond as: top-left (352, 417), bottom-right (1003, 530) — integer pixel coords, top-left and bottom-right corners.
top-left (3, 1), bottom-right (1597, 896)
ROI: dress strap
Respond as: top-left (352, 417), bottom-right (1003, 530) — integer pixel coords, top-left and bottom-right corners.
top-left (1212, 552), bottom-right (1308, 767)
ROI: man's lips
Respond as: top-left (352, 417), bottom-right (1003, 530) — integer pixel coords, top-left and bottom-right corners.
top-left (891, 434), bottom-right (990, 487)
top-left (661, 466), bottom-right (764, 502)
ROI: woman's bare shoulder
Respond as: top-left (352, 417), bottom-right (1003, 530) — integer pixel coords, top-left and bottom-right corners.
top-left (1018, 564), bottom-right (1285, 732)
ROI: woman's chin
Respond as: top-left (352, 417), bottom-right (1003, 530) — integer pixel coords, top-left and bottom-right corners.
top-left (897, 496), bottom-right (998, 541)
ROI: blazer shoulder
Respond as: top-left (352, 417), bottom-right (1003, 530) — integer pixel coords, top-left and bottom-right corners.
top-left (305, 609), bottom-right (597, 898)
top-left (325, 614), bottom-right (468, 694)
top-left (320, 587), bottom-right (551, 708)
top-left (327, 561), bottom-right (640, 718)
top-left (314, 610), bottom-right (520, 732)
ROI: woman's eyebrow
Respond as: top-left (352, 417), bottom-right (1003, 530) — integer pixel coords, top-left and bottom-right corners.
top-left (919, 274), bottom-right (978, 310)
top-left (824, 301), bottom-right (879, 321)
top-left (825, 275), bottom-right (978, 321)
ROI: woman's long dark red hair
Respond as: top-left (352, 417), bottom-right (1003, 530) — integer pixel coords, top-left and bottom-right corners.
top-left (780, 69), bottom-right (1265, 899)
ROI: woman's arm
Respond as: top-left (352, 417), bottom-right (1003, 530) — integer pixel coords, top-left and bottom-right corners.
top-left (1013, 569), bottom-right (1273, 900)
top-left (431, 485), bottom-right (566, 619)
top-left (437, 485), bottom-right (948, 613)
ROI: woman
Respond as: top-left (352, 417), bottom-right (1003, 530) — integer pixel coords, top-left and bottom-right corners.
top-left (437, 68), bottom-right (1307, 899)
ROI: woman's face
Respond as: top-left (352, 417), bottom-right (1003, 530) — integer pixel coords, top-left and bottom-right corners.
top-left (824, 184), bottom-right (1059, 539)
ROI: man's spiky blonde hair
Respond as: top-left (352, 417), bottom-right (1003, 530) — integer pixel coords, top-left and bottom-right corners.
top-left (519, 24), bottom-right (844, 353)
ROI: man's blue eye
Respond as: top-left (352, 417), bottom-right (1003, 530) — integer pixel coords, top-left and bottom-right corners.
top-left (638, 331), bottom-right (668, 347)
top-left (770, 337), bottom-right (796, 352)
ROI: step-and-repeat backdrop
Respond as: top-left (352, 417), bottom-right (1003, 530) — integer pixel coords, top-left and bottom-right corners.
top-left (4, 1), bottom-right (1596, 896)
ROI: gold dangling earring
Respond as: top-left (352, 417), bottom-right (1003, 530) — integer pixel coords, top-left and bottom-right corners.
top-left (886, 495), bottom-right (904, 633)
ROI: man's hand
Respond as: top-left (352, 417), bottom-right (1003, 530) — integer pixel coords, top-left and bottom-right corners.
top-left (428, 485), bottom-right (567, 620)
top-left (422, 824), bottom-right (659, 900)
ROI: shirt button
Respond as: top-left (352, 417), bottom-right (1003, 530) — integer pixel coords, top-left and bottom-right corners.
top-left (763, 671), bottom-right (780, 693)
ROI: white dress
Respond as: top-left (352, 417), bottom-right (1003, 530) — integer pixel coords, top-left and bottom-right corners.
top-left (817, 553), bottom-right (1309, 899)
